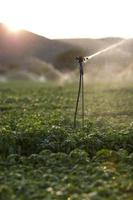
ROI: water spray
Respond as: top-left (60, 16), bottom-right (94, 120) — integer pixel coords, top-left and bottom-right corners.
top-left (83, 39), bottom-right (127, 62)
top-left (74, 39), bottom-right (127, 128)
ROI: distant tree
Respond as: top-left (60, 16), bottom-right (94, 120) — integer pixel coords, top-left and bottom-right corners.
top-left (0, 64), bottom-right (7, 74)
top-left (54, 48), bottom-right (87, 72)
top-left (8, 63), bottom-right (19, 71)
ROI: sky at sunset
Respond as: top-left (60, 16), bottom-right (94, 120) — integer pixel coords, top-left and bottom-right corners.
top-left (0, 0), bottom-right (133, 39)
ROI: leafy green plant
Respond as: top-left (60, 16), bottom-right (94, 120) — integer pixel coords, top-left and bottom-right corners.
top-left (0, 82), bottom-right (133, 199)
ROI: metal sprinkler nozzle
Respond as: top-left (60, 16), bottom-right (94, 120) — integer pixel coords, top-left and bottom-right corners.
top-left (76, 56), bottom-right (84, 63)
top-left (76, 56), bottom-right (84, 75)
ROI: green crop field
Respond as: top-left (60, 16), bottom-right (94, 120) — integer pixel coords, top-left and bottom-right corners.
top-left (0, 81), bottom-right (133, 200)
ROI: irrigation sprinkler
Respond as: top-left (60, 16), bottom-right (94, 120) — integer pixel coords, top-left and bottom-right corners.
top-left (74, 56), bottom-right (85, 129)
top-left (73, 39), bottom-right (127, 129)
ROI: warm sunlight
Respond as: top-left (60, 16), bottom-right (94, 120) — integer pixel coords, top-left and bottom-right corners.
top-left (0, 0), bottom-right (133, 39)
top-left (5, 22), bottom-right (22, 33)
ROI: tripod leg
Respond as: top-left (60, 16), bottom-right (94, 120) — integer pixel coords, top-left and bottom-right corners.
top-left (81, 74), bottom-right (84, 128)
top-left (74, 72), bottom-right (82, 128)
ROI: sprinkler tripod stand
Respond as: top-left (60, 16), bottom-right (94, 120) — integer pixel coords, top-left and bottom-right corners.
top-left (74, 56), bottom-right (85, 129)
top-left (73, 39), bottom-right (127, 129)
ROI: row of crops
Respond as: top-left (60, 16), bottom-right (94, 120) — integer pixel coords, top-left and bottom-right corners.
top-left (0, 82), bottom-right (133, 199)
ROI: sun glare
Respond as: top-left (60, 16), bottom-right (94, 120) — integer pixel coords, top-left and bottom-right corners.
top-left (6, 23), bottom-right (22, 33)
top-left (0, 0), bottom-right (133, 38)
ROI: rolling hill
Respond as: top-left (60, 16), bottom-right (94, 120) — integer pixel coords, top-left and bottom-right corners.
top-left (0, 22), bottom-right (133, 82)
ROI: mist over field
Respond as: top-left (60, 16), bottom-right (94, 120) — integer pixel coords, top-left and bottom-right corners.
top-left (1, 19), bottom-right (133, 199)
top-left (0, 23), bottom-right (133, 83)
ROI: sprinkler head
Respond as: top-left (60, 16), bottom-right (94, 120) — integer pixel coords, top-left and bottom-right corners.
top-left (76, 56), bottom-right (88, 63)
top-left (76, 56), bottom-right (84, 63)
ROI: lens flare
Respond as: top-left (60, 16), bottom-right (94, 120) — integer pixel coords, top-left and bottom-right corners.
top-left (5, 22), bottom-right (22, 32)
